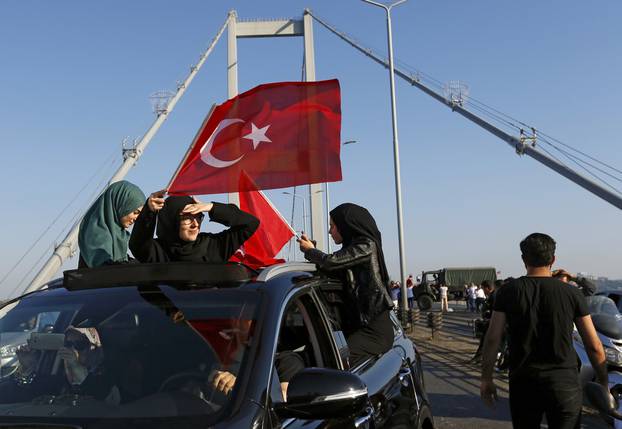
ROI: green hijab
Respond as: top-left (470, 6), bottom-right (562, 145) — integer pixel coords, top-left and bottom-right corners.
top-left (78, 180), bottom-right (146, 268)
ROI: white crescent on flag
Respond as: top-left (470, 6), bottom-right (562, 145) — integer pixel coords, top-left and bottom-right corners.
top-left (200, 118), bottom-right (245, 168)
top-left (199, 119), bottom-right (272, 169)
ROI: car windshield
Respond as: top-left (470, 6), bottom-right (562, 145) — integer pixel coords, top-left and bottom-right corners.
top-left (587, 295), bottom-right (619, 317)
top-left (0, 284), bottom-right (260, 424)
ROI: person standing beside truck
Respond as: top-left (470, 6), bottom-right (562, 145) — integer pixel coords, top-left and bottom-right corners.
top-left (439, 284), bottom-right (449, 312)
top-left (467, 283), bottom-right (478, 312)
top-left (480, 233), bottom-right (607, 429)
top-left (406, 275), bottom-right (415, 309)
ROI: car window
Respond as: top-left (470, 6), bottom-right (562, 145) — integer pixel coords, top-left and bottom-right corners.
top-left (588, 295), bottom-right (619, 316)
top-left (271, 292), bottom-right (338, 404)
top-left (0, 286), bottom-right (260, 424)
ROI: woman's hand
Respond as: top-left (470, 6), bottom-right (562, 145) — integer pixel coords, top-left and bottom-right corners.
top-left (147, 190), bottom-right (167, 212)
top-left (181, 197), bottom-right (214, 215)
top-left (58, 347), bottom-right (79, 365)
top-left (297, 233), bottom-right (315, 252)
top-left (212, 370), bottom-right (236, 395)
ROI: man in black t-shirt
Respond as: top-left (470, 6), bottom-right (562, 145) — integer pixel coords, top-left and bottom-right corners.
top-left (480, 233), bottom-right (608, 429)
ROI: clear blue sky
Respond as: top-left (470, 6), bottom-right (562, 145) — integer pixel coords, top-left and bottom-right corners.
top-left (1, 0), bottom-right (621, 297)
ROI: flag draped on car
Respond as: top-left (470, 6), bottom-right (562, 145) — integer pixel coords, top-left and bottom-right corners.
top-left (167, 79), bottom-right (342, 195)
top-left (229, 172), bottom-right (295, 269)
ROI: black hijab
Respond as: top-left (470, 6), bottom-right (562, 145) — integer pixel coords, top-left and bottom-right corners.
top-left (156, 196), bottom-right (207, 261)
top-left (329, 203), bottom-right (390, 284)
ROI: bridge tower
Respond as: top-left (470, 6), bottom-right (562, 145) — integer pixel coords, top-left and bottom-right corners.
top-left (226, 10), bottom-right (327, 253)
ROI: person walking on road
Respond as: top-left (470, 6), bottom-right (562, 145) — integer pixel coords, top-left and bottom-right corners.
top-left (389, 281), bottom-right (400, 308)
top-left (406, 275), bottom-right (415, 309)
top-left (439, 284), bottom-right (449, 312)
top-left (475, 285), bottom-right (486, 313)
top-left (467, 283), bottom-right (477, 312)
top-left (480, 233), bottom-right (608, 429)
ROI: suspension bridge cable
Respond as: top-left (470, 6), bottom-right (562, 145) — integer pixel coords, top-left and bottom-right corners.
top-left (538, 137), bottom-right (622, 184)
top-left (537, 145), bottom-right (571, 170)
top-left (53, 155), bottom-right (120, 245)
top-left (465, 102), bottom-right (524, 133)
top-left (9, 156), bottom-right (124, 299)
top-left (8, 244), bottom-right (54, 299)
top-left (542, 142), bottom-right (622, 196)
top-left (0, 148), bottom-right (119, 290)
top-left (538, 130), bottom-right (622, 176)
top-left (310, 10), bottom-right (622, 184)
top-left (539, 139), bottom-right (622, 191)
top-left (396, 59), bottom-right (622, 179)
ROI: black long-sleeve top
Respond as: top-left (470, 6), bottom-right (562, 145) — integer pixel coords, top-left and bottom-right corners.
top-left (129, 202), bottom-right (259, 263)
top-left (304, 237), bottom-right (393, 327)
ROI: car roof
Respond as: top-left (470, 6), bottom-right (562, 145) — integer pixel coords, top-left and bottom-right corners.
top-left (25, 262), bottom-right (319, 303)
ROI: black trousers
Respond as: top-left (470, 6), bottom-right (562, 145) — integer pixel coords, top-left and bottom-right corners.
top-left (347, 310), bottom-right (394, 367)
top-left (509, 368), bottom-right (582, 429)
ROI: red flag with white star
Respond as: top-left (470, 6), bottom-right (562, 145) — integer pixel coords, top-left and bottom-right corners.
top-left (167, 79), bottom-right (342, 195)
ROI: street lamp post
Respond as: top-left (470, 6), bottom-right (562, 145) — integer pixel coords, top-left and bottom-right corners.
top-left (361, 0), bottom-right (409, 312)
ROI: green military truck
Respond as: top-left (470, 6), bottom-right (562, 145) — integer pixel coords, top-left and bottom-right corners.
top-left (413, 267), bottom-right (497, 310)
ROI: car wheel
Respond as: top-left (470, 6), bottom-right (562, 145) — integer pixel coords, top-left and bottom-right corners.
top-left (416, 405), bottom-right (434, 429)
top-left (387, 402), bottom-right (433, 429)
top-left (417, 295), bottom-right (433, 311)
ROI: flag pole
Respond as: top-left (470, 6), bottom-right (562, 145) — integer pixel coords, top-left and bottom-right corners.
top-left (257, 189), bottom-right (297, 236)
top-left (166, 104), bottom-right (217, 192)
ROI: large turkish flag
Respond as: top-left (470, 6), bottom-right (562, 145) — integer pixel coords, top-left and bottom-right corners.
top-left (168, 79), bottom-right (342, 195)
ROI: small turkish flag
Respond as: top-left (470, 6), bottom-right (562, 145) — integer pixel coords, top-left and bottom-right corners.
top-left (229, 172), bottom-right (295, 269)
top-left (168, 79), bottom-right (342, 195)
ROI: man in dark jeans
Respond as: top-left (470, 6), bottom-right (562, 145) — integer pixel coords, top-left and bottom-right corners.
top-left (480, 233), bottom-right (608, 429)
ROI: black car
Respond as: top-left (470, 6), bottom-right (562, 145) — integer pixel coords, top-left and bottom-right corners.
top-left (0, 262), bottom-right (434, 429)
top-left (598, 290), bottom-right (622, 314)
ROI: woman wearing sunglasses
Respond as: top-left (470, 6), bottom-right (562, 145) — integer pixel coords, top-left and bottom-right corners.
top-left (129, 190), bottom-right (259, 263)
top-left (1, 327), bottom-right (119, 404)
top-left (57, 326), bottom-right (120, 404)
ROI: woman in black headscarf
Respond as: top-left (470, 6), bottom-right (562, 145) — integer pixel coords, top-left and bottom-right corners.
top-left (129, 190), bottom-right (259, 263)
top-left (298, 203), bottom-right (394, 366)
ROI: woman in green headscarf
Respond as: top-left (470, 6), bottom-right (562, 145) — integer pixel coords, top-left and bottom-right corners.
top-left (78, 180), bottom-right (146, 268)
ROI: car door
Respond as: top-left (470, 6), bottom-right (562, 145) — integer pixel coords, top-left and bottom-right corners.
top-left (266, 287), bottom-right (373, 429)
top-left (313, 280), bottom-right (422, 429)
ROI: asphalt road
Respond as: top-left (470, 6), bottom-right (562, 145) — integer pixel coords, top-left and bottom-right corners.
top-left (408, 302), bottom-right (610, 429)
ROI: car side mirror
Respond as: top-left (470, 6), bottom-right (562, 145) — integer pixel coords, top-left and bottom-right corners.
top-left (274, 367), bottom-right (369, 420)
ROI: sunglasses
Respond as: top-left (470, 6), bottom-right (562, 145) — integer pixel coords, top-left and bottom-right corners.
top-left (179, 213), bottom-right (205, 224)
top-left (64, 338), bottom-right (91, 351)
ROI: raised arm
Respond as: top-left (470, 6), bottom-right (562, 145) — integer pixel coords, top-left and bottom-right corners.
top-left (302, 238), bottom-right (373, 271)
top-left (129, 190), bottom-right (165, 262)
top-left (480, 310), bottom-right (506, 407)
top-left (204, 202), bottom-right (260, 260)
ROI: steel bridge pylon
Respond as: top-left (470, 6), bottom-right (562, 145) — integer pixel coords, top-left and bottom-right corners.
top-left (226, 10), bottom-right (328, 253)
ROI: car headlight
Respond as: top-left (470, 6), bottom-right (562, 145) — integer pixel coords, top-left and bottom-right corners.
top-left (605, 346), bottom-right (622, 366)
top-left (0, 345), bottom-right (17, 358)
